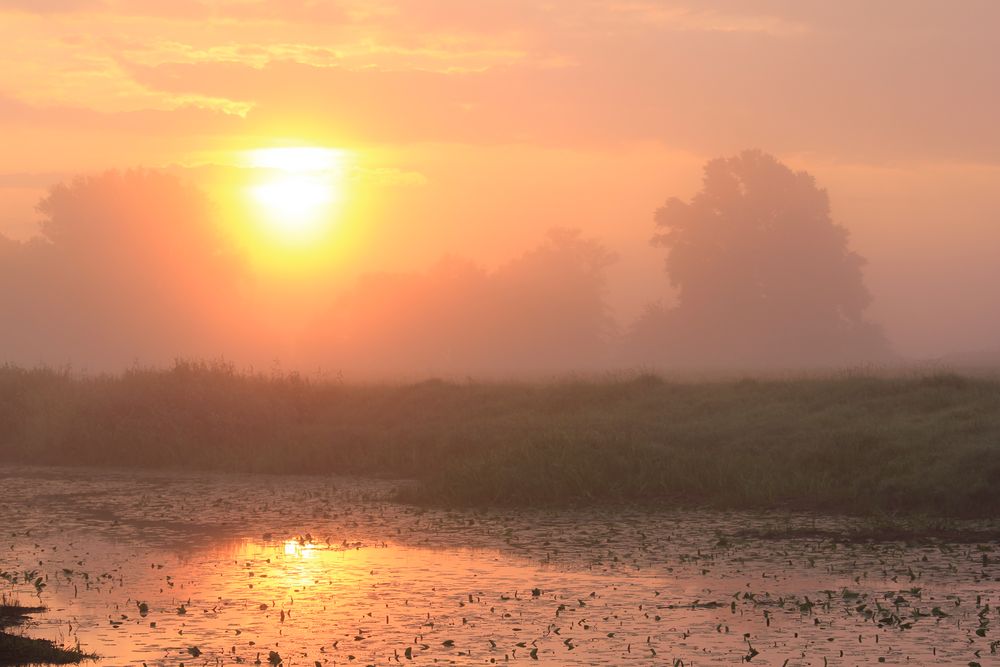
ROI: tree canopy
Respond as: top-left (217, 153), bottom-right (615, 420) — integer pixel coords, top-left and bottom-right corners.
top-left (302, 228), bottom-right (617, 375)
top-left (631, 150), bottom-right (890, 367)
top-left (0, 170), bottom-right (249, 367)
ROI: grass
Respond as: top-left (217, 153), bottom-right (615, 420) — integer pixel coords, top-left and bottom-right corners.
top-left (1, 361), bottom-right (999, 516)
top-left (0, 634), bottom-right (94, 666)
top-left (0, 598), bottom-right (94, 665)
top-left (0, 602), bottom-right (45, 630)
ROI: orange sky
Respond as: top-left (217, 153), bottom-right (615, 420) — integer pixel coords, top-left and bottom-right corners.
top-left (1, 0), bottom-right (998, 360)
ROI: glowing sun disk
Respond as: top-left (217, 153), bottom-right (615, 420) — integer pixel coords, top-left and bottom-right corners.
top-left (252, 176), bottom-right (333, 217)
top-left (243, 146), bottom-right (348, 244)
top-left (248, 146), bottom-right (344, 172)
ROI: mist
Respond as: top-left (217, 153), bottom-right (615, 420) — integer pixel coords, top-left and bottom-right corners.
top-left (4, 5), bottom-right (1000, 665)
top-left (4, 1), bottom-right (1000, 375)
top-left (1, 150), bottom-right (968, 378)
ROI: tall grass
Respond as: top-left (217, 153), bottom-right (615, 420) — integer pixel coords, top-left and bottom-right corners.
top-left (2, 361), bottom-right (999, 516)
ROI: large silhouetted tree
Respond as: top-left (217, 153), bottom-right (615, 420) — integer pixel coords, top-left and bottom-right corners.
top-left (0, 170), bottom-right (251, 367)
top-left (630, 150), bottom-right (890, 366)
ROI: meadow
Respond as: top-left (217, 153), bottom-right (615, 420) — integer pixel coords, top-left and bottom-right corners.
top-left (1, 361), bottom-right (998, 517)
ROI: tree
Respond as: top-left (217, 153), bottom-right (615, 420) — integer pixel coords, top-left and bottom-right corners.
top-left (300, 228), bottom-right (618, 376)
top-left (488, 228), bottom-right (618, 371)
top-left (37, 169), bottom-right (236, 282)
top-left (631, 150), bottom-right (890, 367)
top-left (0, 170), bottom-right (250, 367)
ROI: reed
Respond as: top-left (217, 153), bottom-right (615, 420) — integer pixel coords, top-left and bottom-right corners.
top-left (2, 361), bottom-right (998, 516)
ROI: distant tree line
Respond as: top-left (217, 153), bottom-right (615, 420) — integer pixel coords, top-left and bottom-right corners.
top-left (0, 151), bottom-right (891, 375)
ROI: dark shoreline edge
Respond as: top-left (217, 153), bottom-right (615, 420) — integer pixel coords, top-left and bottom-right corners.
top-left (0, 606), bottom-right (96, 666)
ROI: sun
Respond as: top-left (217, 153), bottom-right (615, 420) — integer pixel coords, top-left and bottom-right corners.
top-left (244, 147), bottom-right (348, 244)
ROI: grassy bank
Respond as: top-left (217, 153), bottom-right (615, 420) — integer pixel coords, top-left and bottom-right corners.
top-left (1, 362), bottom-right (999, 516)
top-left (0, 633), bottom-right (93, 666)
top-left (0, 601), bottom-right (94, 666)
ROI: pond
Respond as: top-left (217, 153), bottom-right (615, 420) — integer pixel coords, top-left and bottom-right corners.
top-left (1, 465), bottom-right (997, 665)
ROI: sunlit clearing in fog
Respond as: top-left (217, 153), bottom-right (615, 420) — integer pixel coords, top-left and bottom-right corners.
top-left (244, 147), bottom-right (348, 245)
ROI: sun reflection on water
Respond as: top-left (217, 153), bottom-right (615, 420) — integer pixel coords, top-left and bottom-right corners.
top-left (282, 538), bottom-right (316, 559)
top-left (6, 469), bottom-right (997, 667)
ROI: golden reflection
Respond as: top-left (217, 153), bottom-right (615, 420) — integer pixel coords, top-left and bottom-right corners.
top-left (282, 538), bottom-right (317, 559)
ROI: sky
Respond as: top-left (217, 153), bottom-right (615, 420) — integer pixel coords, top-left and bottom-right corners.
top-left (1, 0), bottom-right (998, 365)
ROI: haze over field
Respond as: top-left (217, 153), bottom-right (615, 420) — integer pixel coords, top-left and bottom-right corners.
top-left (1, 0), bottom-right (998, 374)
top-left (4, 6), bottom-right (1000, 666)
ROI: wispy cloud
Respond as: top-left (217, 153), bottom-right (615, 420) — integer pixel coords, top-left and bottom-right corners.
top-left (0, 0), bottom-right (998, 163)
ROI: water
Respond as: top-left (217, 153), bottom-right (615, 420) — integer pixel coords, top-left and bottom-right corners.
top-left (1, 465), bottom-right (998, 665)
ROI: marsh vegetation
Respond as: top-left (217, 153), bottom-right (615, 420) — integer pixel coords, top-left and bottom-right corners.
top-left (2, 362), bottom-right (998, 516)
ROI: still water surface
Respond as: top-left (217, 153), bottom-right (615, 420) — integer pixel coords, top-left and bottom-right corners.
top-left (1, 466), bottom-right (998, 665)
